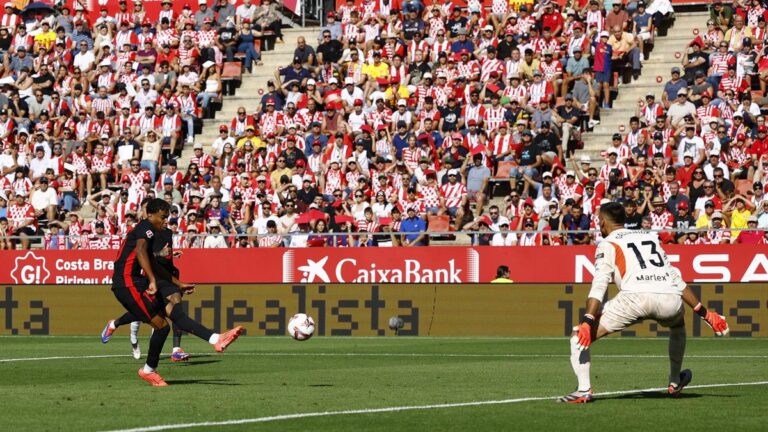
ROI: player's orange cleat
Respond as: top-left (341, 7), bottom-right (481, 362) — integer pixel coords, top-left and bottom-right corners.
top-left (214, 326), bottom-right (244, 352)
top-left (138, 368), bottom-right (168, 387)
top-left (557, 389), bottom-right (593, 404)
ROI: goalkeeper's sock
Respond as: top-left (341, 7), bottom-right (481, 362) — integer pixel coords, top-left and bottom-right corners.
top-left (145, 324), bottom-right (170, 370)
top-left (130, 321), bottom-right (141, 345)
top-left (168, 305), bottom-right (214, 342)
top-left (172, 323), bottom-right (183, 349)
top-left (114, 312), bottom-right (138, 328)
top-left (570, 334), bottom-right (592, 392)
top-left (668, 324), bottom-right (686, 385)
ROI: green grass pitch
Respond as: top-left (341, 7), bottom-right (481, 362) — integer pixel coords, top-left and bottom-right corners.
top-left (1, 336), bottom-right (766, 431)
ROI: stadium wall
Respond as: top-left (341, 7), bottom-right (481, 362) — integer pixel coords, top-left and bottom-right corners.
top-left (1, 245), bottom-right (767, 285)
top-left (1, 283), bottom-right (766, 336)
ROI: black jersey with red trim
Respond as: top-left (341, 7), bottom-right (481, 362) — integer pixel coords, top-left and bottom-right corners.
top-left (153, 228), bottom-right (179, 278)
top-left (113, 219), bottom-right (157, 283)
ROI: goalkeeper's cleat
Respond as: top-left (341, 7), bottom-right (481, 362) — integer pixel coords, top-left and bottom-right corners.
top-left (170, 349), bottom-right (190, 362)
top-left (668, 369), bottom-right (693, 397)
top-left (101, 320), bottom-right (115, 344)
top-left (131, 344), bottom-right (141, 360)
top-left (557, 389), bottom-right (593, 404)
top-left (214, 326), bottom-right (244, 352)
top-left (138, 368), bottom-right (168, 387)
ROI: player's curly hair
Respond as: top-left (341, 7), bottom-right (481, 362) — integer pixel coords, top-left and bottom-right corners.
top-left (146, 198), bottom-right (171, 215)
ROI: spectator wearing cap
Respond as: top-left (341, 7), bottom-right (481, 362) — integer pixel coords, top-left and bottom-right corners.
top-left (676, 123), bottom-right (705, 166)
top-left (672, 201), bottom-right (695, 241)
top-left (706, 210), bottom-right (731, 244)
top-left (8, 191), bottom-right (36, 249)
top-left (276, 56), bottom-right (311, 94)
top-left (662, 67), bottom-right (688, 109)
top-left (399, 205), bottom-right (427, 246)
top-left (734, 215), bottom-right (764, 243)
top-left (320, 11), bottom-right (342, 42)
top-left (703, 150), bottom-right (729, 181)
top-left (592, 30), bottom-right (613, 109)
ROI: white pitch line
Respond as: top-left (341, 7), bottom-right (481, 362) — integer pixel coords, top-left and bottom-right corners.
top-left (0, 354), bottom-right (128, 363)
top-left (102, 381), bottom-right (768, 432)
top-left (2, 352), bottom-right (767, 363)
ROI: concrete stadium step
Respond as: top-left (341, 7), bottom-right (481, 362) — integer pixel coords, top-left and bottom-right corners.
top-left (175, 26), bottom-right (322, 169)
top-left (581, 11), bottom-right (709, 161)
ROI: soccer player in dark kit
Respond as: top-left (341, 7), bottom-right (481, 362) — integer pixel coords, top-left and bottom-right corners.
top-left (103, 201), bottom-right (191, 362)
top-left (106, 198), bottom-right (243, 386)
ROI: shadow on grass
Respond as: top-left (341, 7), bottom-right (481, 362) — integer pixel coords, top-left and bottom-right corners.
top-left (308, 384), bottom-right (334, 387)
top-left (175, 359), bottom-right (222, 366)
top-left (164, 379), bottom-right (241, 386)
top-left (606, 391), bottom-right (707, 400)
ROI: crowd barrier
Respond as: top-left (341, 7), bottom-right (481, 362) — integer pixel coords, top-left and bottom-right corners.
top-left (1, 245), bottom-right (767, 285)
top-left (1, 283), bottom-right (764, 336)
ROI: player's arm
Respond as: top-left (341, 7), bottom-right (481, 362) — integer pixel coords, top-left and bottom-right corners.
top-left (576, 242), bottom-right (615, 350)
top-left (671, 266), bottom-right (730, 336)
top-left (135, 238), bottom-right (158, 294)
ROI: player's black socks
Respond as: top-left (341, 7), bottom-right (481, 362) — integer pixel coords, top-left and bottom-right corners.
top-left (169, 306), bottom-right (214, 341)
top-left (114, 312), bottom-right (139, 328)
top-left (146, 325), bottom-right (170, 369)
top-left (172, 323), bottom-right (183, 348)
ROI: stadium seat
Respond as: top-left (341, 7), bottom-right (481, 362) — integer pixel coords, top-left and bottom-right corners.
top-left (427, 214), bottom-right (451, 233)
top-left (490, 160), bottom-right (517, 195)
top-left (735, 179), bottom-right (752, 196)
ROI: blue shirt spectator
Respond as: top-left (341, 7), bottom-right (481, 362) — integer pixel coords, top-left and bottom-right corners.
top-left (400, 209), bottom-right (427, 246)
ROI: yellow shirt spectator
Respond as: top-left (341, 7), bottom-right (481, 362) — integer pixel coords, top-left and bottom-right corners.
top-left (34, 29), bottom-right (57, 52)
top-left (729, 208), bottom-right (751, 239)
top-left (362, 60), bottom-right (388, 80)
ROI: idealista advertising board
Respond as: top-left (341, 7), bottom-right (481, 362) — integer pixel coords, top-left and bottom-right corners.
top-left (1, 284), bottom-right (765, 337)
top-left (2, 245), bottom-right (767, 285)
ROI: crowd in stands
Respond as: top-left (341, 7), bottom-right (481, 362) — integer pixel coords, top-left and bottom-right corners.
top-left (0, 0), bottom-right (765, 250)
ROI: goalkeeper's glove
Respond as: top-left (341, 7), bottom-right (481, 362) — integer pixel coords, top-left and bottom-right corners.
top-left (576, 314), bottom-right (595, 351)
top-left (694, 303), bottom-right (729, 336)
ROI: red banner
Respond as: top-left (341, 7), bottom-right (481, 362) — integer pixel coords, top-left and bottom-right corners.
top-left (1, 245), bottom-right (767, 285)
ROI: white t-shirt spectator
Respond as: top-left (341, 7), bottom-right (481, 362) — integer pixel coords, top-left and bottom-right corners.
top-left (203, 234), bottom-right (228, 248)
top-left (677, 135), bottom-right (705, 162)
top-left (30, 186), bottom-right (57, 211)
top-left (73, 50), bottom-right (96, 72)
top-left (252, 214), bottom-right (279, 234)
top-left (491, 232), bottom-right (517, 246)
top-left (28, 155), bottom-right (51, 179)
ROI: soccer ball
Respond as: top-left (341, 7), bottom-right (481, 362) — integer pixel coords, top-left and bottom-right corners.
top-left (288, 313), bottom-right (315, 341)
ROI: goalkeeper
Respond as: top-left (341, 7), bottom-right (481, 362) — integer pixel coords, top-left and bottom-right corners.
top-left (559, 202), bottom-right (729, 403)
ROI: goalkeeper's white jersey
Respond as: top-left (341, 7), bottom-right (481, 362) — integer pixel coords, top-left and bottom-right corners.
top-left (588, 229), bottom-right (685, 301)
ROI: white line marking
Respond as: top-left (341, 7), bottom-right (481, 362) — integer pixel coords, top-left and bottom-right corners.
top-left (2, 352), bottom-right (767, 363)
top-left (102, 381), bottom-right (768, 432)
top-left (0, 354), bottom-right (128, 363)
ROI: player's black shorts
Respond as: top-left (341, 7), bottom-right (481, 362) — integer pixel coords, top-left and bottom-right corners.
top-left (111, 278), bottom-right (181, 323)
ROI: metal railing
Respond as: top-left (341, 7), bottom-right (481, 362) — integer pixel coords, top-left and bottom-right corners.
top-left (3, 227), bottom-right (764, 245)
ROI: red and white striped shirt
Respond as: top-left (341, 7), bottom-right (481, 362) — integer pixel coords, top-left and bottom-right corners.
top-left (440, 182), bottom-right (466, 209)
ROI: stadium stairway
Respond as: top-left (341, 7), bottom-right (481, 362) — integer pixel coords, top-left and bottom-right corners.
top-left (580, 11), bottom-right (710, 165)
top-left (177, 27), bottom-right (322, 170)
